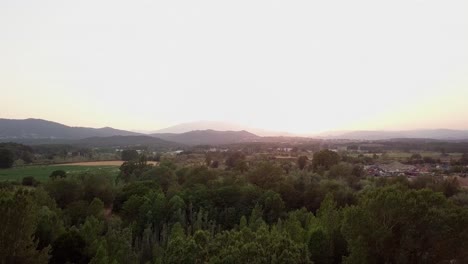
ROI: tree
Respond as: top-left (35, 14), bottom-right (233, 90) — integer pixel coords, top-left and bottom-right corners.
top-left (259, 190), bottom-right (285, 224)
top-left (315, 194), bottom-right (347, 264)
top-left (141, 166), bottom-right (176, 193)
top-left (22, 176), bottom-right (39, 186)
top-left (308, 228), bottom-right (329, 264)
top-left (0, 190), bottom-right (49, 264)
top-left (50, 229), bottom-right (89, 264)
top-left (164, 224), bottom-right (197, 264)
top-left (0, 148), bottom-right (14, 168)
top-left (460, 152), bottom-right (468, 165)
top-left (247, 162), bottom-right (284, 189)
top-left (312, 150), bottom-right (340, 171)
top-left (105, 225), bottom-right (136, 263)
top-left (80, 173), bottom-right (115, 206)
top-left (342, 186), bottom-right (468, 264)
top-left (121, 149), bottom-right (139, 161)
top-left (88, 198), bottom-right (105, 219)
top-left (35, 206), bottom-right (65, 250)
top-left (50, 170), bottom-right (67, 179)
top-left (225, 151), bottom-right (246, 170)
top-left (89, 241), bottom-right (109, 264)
top-left (297, 156), bottom-right (308, 170)
top-left (45, 178), bottom-right (82, 208)
top-left (211, 160), bottom-right (220, 168)
top-left (205, 154), bottom-right (212, 166)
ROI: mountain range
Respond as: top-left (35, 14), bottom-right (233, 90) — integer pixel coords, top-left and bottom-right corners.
top-left (1, 119), bottom-right (468, 147)
top-left (0, 118), bottom-right (139, 139)
top-left (151, 130), bottom-right (260, 145)
top-left (0, 119), bottom-right (262, 146)
top-left (148, 121), bottom-right (294, 137)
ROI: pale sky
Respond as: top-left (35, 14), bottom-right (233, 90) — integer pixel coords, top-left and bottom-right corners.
top-left (1, 0), bottom-right (468, 134)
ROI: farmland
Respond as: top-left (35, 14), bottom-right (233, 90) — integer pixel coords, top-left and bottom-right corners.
top-left (0, 163), bottom-right (120, 182)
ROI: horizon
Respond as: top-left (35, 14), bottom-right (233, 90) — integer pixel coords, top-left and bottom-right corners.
top-left (3, 117), bottom-right (468, 137)
top-left (2, 0), bottom-right (468, 134)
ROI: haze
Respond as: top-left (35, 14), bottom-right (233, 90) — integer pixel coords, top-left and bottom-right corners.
top-left (1, 0), bottom-right (468, 134)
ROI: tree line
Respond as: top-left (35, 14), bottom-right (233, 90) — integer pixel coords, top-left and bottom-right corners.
top-left (1, 149), bottom-right (468, 263)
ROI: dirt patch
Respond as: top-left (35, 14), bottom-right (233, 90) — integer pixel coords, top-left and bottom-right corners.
top-left (54, 160), bottom-right (158, 166)
top-left (457, 176), bottom-right (468, 187)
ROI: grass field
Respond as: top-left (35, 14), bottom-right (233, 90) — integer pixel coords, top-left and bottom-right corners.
top-left (0, 164), bottom-right (120, 183)
top-left (348, 151), bottom-right (462, 159)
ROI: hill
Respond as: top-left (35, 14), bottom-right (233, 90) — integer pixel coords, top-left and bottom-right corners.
top-left (323, 129), bottom-right (468, 140)
top-left (0, 118), bottom-right (140, 140)
top-left (151, 121), bottom-right (293, 137)
top-left (74, 135), bottom-right (182, 149)
top-left (151, 130), bottom-right (260, 145)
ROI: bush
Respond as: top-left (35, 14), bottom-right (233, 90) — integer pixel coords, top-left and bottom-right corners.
top-left (50, 170), bottom-right (67, 179)
top-left (22, 176), bottom-right (39, 187)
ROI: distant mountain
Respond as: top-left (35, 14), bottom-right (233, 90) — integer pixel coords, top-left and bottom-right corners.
top-left (324, 129), bottom-right (468, 140)
top-left (0, 118), bottom-right (140, 140)
top-left (151, 121), bottom-right (244, 134)
top-left (74, 135), bottom-right (182, 149)
top-left (152, 121), bottom-right (293, 137)
top-left (151, 130), bottom-right (260, 145)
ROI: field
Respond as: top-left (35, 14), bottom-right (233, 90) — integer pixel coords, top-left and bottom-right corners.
top-left (0, 160), bottom-right (159, 183)
top-left (54, 160), bottom-right (158, 166)
top-left (0, 163), bottom-right (123, 183)
top-left (348, 151), bottom-right (462, 159)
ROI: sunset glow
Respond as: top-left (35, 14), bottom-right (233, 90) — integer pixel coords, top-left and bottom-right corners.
top-left (2, 0), bottom-right (468, 134)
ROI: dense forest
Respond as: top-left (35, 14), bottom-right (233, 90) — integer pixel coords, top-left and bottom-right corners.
top-left (1, 150), bottom-right (468, 264)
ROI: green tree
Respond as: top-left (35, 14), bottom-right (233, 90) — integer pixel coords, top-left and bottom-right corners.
top-left (0, 148), bottom-right (14, 168)
top-left (247, 162), bottom-right (284, 189)
top-left (50, 229), bottom-right (89, 264)
top-left (0, 190), bottom-right (49, 264)
top-left (141, 166), bottom-right (176, 193)
top-left (45, 178), bottom-right (82, 208)
top-left (297, 156), bottom-right (308, 170)
top-left (121, 149), bottom-right (139, 161)
top-left (312, 150), bottom-right (340, 171)
top-left (225, 152), bottom-right (246, 170)
top-left (88, 198), bottom-right (105, 219)
top-left (342, 186), bottom-right (468, 264)
top-left (89, 241), bottom-right (109, 264)
top-left (316, 194), bottom-right (347, 264)
top-left (49, 169), bottom-right (67, 179)
top-left (308, 228), bottom-right (329, 264)
top-left (22, 176), bottom-right (39, 187)
top-left (259, 190), bottom-right (285, 224)
top-left (35, 206), bottom-right (65, 250)
top-left (105, 224), bottom-right (136, 264)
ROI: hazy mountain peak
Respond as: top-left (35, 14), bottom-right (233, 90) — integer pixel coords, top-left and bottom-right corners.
top-left (152, 120), bottom-right (294, 136)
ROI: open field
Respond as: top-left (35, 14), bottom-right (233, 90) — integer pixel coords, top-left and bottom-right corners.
top-left (0, 160), bottom-right (159, 183)
top-left (348, 151), bottom-right (462, 159)
top-left (54, 160), bottom-right (158, 166)
top-left (0, 164), bottom-right (120, 183)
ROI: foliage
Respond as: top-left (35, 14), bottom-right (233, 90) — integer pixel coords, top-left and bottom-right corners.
top-left (1, 153), bottom-right (468, 264)
top-left (342, 186), bottom-right (468, 263)
top-left (313, 150), bottom-right (341, 171)
top-left (297, 156), bottom-right (308, 170)
top-left (0, 148), bottom-right (15, 168)
top-left (121, 149), bottom-right (139, 161)
top-left (49, 170), bottom-right (67, 179)
top-left (0, 189), bottom-right (49, 264)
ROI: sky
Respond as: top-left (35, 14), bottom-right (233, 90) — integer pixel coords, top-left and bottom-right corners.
top-left (1, 0), bottom-right (468, 134)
